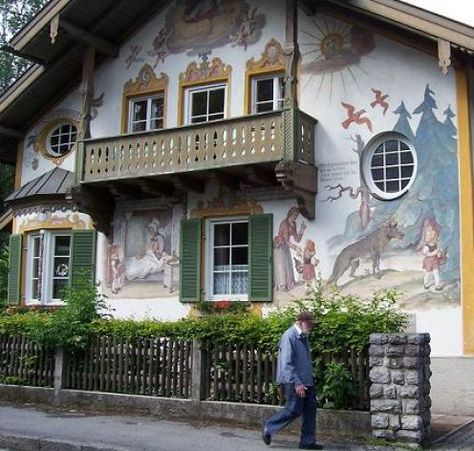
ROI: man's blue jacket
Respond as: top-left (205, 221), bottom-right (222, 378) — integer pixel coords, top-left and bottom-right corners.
top-left (276, 324), bottom-right (314, 386)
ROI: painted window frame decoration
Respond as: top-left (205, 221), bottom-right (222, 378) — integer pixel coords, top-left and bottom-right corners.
top-left (128, 94), bottom-right (165, 132)
top-left (361, 132), bottom-right (418, 200)
top-left (185, 83), bottom-right (227, 125)
top-left (178, 56), bottom-right (232, 126)
top-left (206, 217), bottom-right (249, 301)
top-left (25, 229), bottom-right (72, 305)
top-left (122, 63), bottom-right (168, 133)
top-left (251, 74), bottom-right (285, 114)
top-left (245, 39), bottom-right (286, 114)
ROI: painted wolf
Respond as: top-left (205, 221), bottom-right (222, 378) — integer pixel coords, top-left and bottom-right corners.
top-left (327, 221), bottom-right (404, 286)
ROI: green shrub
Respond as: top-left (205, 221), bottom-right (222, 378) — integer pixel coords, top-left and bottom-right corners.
top-left (0, 285), bottom-right (407, 353)
top-left (318, 361), bottom-right (354, 409)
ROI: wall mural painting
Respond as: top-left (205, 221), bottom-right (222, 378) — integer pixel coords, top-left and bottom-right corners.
top-left (301, 17), bottom-right (375, 97)
top-left (274, 206), bottom-right (320, 298)
top-left (125, 45), bottom-right (145, 69)
top-left (146, 0), bottom-right (266, 66)
top-left (323, 84), bottom-right (460, 311)
top-left (107, 206), bottom-right (183, 299)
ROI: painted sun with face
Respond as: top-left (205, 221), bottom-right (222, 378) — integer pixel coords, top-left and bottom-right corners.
top-left (301, 17), bottom-right (375, 96)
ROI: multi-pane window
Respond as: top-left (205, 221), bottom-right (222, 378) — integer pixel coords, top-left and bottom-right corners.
top-left (26, 230), bottom-right (71, 304)
top-left (129, 95), bottom-right (164, 132)
top-left (252, 75), bottom-right (285, 113)
top-left (362, 133), bottom-right (417, 200)
top-left (208, 219), bottom-right (249, 299)
top-left (47, 123), bottom-right (77, 157)
top-left (29, 235), bottom-right (42, 301)
top-left (186, 84), bottom-right (226, 124)
top-left (51, 235), bottom-right (71, 300)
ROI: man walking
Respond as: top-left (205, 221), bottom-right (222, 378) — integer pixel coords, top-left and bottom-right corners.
top-left (262, 311), bottom-right (322, 450)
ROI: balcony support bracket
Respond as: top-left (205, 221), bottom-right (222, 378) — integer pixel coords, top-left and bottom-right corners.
top-left (71, 185), bottom-right (114, 236)
top-left (275, 160), bottom-right (318, 220)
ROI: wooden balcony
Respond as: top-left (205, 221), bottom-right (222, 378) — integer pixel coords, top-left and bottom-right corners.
top-left (74, 108), bottom-right (318, 234)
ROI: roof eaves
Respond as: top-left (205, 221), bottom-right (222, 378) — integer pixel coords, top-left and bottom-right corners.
top-left (0, 64), bottom-right (45, 115)
top-left (10, 0), bottom-right (71, 52)
top-left (342, 0), bottom-right (474, 52)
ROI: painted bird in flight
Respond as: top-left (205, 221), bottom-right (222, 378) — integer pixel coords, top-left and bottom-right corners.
top-left (341, 102), bottom-right (373, 132)
top-left (370, 88), bottom-right (389, 115)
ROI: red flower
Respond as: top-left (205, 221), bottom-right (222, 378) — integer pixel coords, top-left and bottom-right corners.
top-left (215, 300), bottom-right (231, 310)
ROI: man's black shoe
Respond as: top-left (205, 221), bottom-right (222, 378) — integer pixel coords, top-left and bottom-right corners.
top-left (262, 427), bottom-right (271, 445)
top-left (299, 444), bottom-right (323, 450)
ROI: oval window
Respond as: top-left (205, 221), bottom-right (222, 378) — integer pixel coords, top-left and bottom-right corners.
top-left (47, 123), bottom-right (78, 158)
top-left (362, 132), bottom-right (417, 200)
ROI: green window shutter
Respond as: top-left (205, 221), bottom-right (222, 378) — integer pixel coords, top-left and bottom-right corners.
top-left (70, 230), bottom-right (96, 288)
top-left (249, 214), bottom-right (273, 302)
top-left (179, 218), bottom-right (201, 302)
top-left (7, 234), bottom-right (22, 305)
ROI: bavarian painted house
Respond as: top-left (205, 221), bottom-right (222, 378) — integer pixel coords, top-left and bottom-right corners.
top-left (1, 0), bottom-right (473, 414)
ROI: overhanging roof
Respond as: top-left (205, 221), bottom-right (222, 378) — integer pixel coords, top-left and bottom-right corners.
top-left (0, 208), bottom-right (13, 232)
top-left (0, 0), bottom-right (169, 164)
top-left (0, 0), bottom-right (473, 166)
top-left (5, 166), bottom-right (74, 205)
top-left (316, 0), bottom-right (474, 53)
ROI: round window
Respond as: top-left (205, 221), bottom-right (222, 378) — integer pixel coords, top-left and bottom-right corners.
top-left (362, 132), bottom-right (417, 200)
top-left (47, 122), bottom-right (77, 157)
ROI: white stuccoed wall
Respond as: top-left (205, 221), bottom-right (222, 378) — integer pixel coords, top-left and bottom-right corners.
top-left (16, 3), bottom-right (467, 361)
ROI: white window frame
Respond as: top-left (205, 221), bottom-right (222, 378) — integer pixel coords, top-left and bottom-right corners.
top-left (128, 94), bottom-right (164, 133)
top-left (25, 233), bottom-right (42, 304)
top-left (205, 217), bottom-right (249, 301)
top-left (251, 74), bottom-right (285, 114)
top-left (184, 83), bottom-right (227, 125)
top-left (25, 230), bottom-right (72, 305)
top-left (46, 122), bottom-right (77, 157)
top-left (361, 132), bottom-right (418, 201)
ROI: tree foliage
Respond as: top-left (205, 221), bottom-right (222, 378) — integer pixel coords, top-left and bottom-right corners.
top-left (0, 0), bottom-right (49, 92)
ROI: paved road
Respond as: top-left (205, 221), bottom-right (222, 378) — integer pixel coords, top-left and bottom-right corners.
top-left (0, 403), bottom-right (472, 450)
top-left (0, 403), bottom-right (384, 451)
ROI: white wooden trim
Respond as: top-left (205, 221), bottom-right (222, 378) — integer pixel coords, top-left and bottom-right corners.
top-left (184, 83), bottom-right (227, 126)
top-left (205, 217), bottom-right (249, 301)
top-left (361, 131), bottom-right (418, 201)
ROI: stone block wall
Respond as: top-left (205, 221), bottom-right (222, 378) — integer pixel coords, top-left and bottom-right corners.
top-left (369, 333), bottom-right (431, 447)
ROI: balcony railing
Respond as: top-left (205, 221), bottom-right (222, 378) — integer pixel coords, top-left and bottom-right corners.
top-left (79, 109), bottom-right (315, 183)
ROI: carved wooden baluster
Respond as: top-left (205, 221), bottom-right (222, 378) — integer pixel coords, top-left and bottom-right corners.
top-left (221, 127), bottom-right (228, 161)
top-left (84, 146), bottom-right (92, 179)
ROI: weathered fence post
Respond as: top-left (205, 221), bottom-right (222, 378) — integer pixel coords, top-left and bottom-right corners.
top-left (191, 339), bottom-right (208, 401)
top-left (53, 347), bottom-right (65, 402)
top-left (369, 333), bottom-right (431, 447)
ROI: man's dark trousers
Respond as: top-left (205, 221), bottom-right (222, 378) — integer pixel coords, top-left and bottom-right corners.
top-left (264, 384), bottom-right (316, 446)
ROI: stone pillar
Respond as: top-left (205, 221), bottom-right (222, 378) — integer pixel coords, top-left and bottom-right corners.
top-left (369, 333), bottom-right (431, 447)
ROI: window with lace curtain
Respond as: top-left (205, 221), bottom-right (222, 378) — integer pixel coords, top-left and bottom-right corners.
top-left (206, 218), bottom-right (249, 300)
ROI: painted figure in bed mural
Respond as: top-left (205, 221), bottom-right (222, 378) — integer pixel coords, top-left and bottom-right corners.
top-left (107, 207), bottom-right (182, 298)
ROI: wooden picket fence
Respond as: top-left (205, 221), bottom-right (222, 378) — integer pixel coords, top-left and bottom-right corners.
top-left (0, 334), bottom-right (370, 410)
top-left (206, 343), bottom-right (370, 410)
top-left (0, 334), bottom-right (55, 387)
top-left (63, 336), bottom-right (192, 398)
